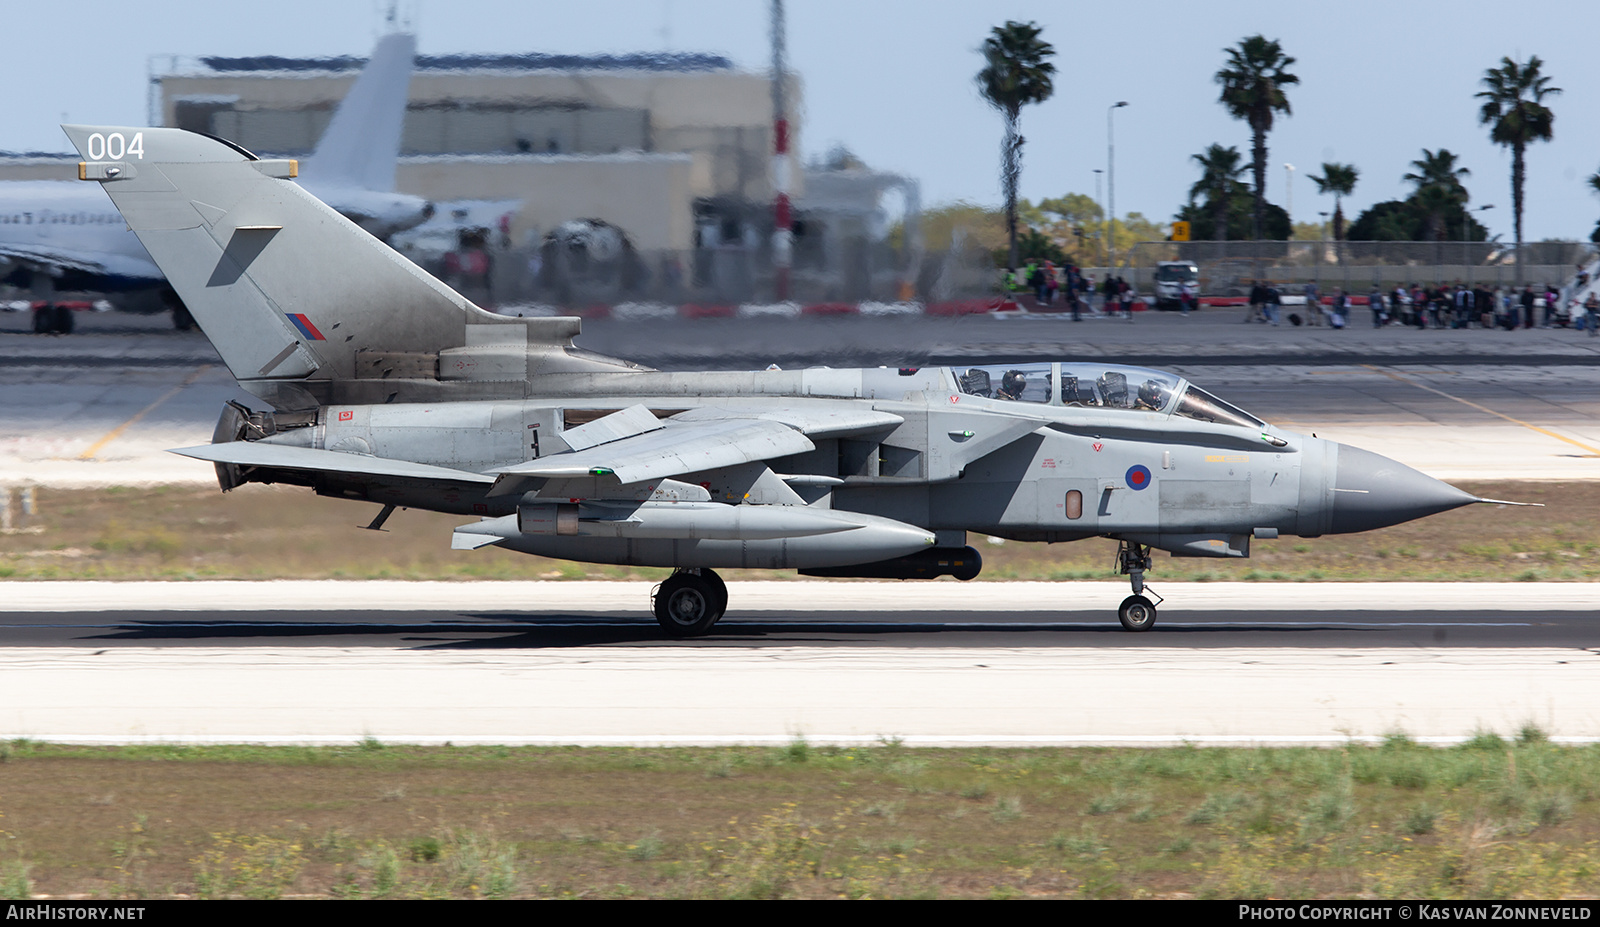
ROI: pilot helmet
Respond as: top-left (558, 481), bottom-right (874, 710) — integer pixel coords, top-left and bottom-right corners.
top-left (1001, 370), bottom-right (1027, 395)
top-left (1137, 379), bottom-right (1167, 408)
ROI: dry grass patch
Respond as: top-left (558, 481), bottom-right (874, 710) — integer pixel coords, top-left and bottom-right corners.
top-left (0, 481), bottom-right (1591, 583)
top-left (0, 737), bottom-right (1597, 899)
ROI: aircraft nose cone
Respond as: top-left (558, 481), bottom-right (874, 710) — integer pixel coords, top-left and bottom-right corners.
top-left (1329, 444), bottom-right (1477, 534)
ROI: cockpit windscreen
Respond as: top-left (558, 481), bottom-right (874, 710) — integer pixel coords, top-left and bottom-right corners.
top-left (952, 363), bottom-right (1263, 427)
top-left (955, 363), bottom-right (1182, 414)
top-left (1060, 368), bottom-right (1178, 412)
top-left (956, 363), bottom-right (1053, 403)
top-left (1173, 385), bottom-right (1265, 429)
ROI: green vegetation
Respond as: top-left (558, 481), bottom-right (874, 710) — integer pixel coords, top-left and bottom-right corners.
top-left (0, 737), bottom-right (1597, 898)
top-left (939, 43), bottom-right (1571, 252)
top-left (1176, 141), bottom-right (1292, 242)
top-left (1186, 144), bottom-right (1249, 242)
top-left (1308, 163), bottom-right (1359, 242)
top-left (976, 20), bottom-right (1056, 270)
top-left (1174, 184), bottom-right (1291, 242)
top-left (1587, 167), bottom-right (1600, 242)
top-left (1215, 35), bottom-right (1299, 242)
top-left (1477, 56), bottom-right (1561, 262)
top-left (1349, 149), bottom-right (1488, 243)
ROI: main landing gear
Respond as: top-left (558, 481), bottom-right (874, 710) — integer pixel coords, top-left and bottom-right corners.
top-left (652, 568), bottom-right (728, 637)
top-left (1114, 540), bottom-right (1162, 632)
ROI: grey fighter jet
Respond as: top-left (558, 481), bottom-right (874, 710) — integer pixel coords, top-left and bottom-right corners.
top-left (63, 124), bottom-right (1517, 635)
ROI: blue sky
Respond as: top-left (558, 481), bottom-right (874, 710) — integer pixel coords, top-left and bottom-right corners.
top-left (7, 0), bottom-right (1597, 240)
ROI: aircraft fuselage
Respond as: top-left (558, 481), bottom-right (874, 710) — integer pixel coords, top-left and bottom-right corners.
top-left (228, 362), bottom-right (1470, 571)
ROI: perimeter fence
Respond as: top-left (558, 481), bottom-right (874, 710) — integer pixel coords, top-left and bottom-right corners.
top-left (1104, 240), bottom-right (1597, 295)
top-left (401, 239), bottom-right (999, 310)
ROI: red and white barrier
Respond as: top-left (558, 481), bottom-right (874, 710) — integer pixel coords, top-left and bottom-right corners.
top-left (492, 296), bottom-right (1183, 320)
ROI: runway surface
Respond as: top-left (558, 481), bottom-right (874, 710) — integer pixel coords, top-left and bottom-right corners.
top-left (2, 359), bottom-right (1596, 484)
top-left (1, 316), bottom-right (1595, 746)
top-left (2, 581), bottom-right (1596, 746)
top-left (4, 309), bottom-right (1598, 484)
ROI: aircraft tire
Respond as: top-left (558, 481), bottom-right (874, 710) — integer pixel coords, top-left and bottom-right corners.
top-left (53, 305), bottom-right (74, 334)
top-left (701, 568), bottom-right (728, 622)
top-left (653, 572), bottom-right (721, 637)
top-left (32, 308), bottom-right (50, 334)
top-left (1118, 594), bottom-right (1157, 632)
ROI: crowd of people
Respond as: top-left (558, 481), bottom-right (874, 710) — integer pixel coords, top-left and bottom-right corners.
top-left (1003, 260), bottom-right (1144, 321)
top-left (1001, 258), bottom-right (1598, 337)
top-left (1244, 278), bottom-right (1599, 334)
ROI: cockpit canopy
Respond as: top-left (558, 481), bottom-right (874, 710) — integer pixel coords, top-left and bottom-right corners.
top-left (952, 362), bottom-right (1264, 429)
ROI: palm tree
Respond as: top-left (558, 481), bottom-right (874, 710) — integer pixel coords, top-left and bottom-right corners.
top-left (1308, 163), bottom-right (1359, 242)
top-left (1588, 167), bottom-right (1600, 243)
top-left (1477, 56), bottom-right (1560, 278)
top-left (1215, 35), bottom-right (1298, 241)
top-left (1188, 144), bottom-right (1248, 241)
top-left (1403, 149), bottom-right (1471, 242)
top-left (976, 21), bottom-right (1056, 271)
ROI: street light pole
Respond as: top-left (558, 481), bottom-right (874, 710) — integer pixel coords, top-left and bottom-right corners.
top-left (1466, 203), bottom-right (1494, 288)
top-left (1284, 163), bottom-right (1295, 237)
top-left (1107, 101), bottom-right (1128, 273)
top-left (1092, 168), bottom-right (1104, 269)
top-left (1317, 210), bottom-right (1329, 291)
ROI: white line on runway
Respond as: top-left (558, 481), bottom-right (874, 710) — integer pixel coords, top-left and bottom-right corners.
top-left (0, 620), bottom-right (1539, 630)
top-left (5, 581), bottom-right (1598, 613)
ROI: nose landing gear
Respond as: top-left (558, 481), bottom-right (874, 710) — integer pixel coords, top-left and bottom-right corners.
top-left (1114, 541), bottom-right (1161, 631)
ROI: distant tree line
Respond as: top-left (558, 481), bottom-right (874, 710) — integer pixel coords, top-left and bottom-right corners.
top-left (971, 22), bottom-right (1589, 262)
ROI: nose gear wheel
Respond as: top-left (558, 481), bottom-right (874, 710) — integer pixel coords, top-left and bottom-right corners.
top-left (1118, 594), bottom-right (1157, 632)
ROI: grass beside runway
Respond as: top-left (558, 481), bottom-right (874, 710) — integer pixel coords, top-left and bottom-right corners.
top-left (0, 481), bottom-right (1594, 583)
top-left (0, 734), bottom-right (1597, 899)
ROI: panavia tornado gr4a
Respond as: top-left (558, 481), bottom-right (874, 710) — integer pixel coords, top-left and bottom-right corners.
top-left (63, 124), bottom-right (1520, 635)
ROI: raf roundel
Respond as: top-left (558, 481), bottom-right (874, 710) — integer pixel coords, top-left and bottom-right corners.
top-left (1126, 464), bottom-right (1152, 491)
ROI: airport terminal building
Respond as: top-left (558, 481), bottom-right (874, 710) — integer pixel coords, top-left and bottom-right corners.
top-left (0, 46), bottom-right (927, 306)
top-left (146, 49), bottom-right (800, 257)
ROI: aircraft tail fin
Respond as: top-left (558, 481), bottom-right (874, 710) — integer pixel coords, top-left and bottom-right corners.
top-left (305, 31), bottom-right (414, 192)
top-left (63, 124), bottom-right (597, 407)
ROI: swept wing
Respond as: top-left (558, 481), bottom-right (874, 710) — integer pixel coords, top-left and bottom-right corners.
top-left (494, 417), bottom-right (815, 486)
top-left (488, 402), bottom-right (904, 493)
top-left (172, 441), bottom-right (493, 485)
